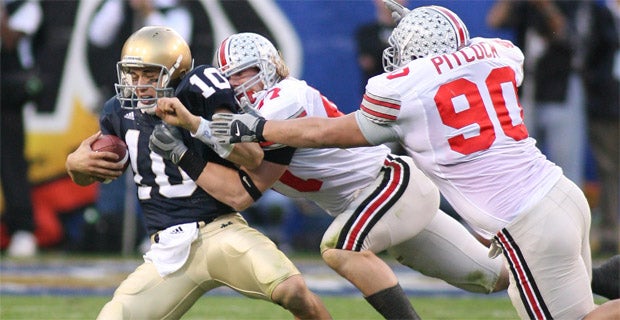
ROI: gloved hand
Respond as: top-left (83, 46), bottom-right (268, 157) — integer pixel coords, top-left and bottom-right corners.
top-left (149, 124), bottom-right (188, 164)
top-left (383, 0), bottom-right (410, 23)
top-left (192, 117), bottom-right (234, 159)
top-left (210, 113), bottom-right (267, 144)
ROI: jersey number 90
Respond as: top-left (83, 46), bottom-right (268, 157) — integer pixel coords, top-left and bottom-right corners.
top-left (434, 66), bottom-right (528, 155)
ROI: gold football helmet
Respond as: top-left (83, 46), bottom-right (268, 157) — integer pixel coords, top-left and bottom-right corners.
top-left (115, 26), bottom-right (193, 110)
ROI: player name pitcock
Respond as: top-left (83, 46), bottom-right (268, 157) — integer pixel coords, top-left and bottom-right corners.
top-left (431, 41), bottom-right (500, 75)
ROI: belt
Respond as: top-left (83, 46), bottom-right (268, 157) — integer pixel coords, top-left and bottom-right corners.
top-left (152, 221), bottom-right (208, 244)
top-left (150, 212), bottom-right (241, 244)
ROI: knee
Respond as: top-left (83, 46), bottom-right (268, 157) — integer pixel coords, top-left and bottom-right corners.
top-left (96, 300), bottom-right (127, 320)
top-left (321, 248), bottom-right (343, 270)
top-left (492, 264), bottom-right (510, 293)
top-left (584, 300), bottom-right (620, 320)
top-left (322, 248), bottom-right (372, 272)
top-left (271, 275), bottom-right (313, 309)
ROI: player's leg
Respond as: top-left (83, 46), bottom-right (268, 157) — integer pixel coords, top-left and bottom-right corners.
top-left (387, 210), bottom-right (508, 293)
top-left (270, 275), bottom-right (329, 319)
top-left (205, 213), bottom-right (331, 319)
top-left (97, 248), bottom-right (208, 319)
top-left (584, 299), bottom-right (620, 319)
top-left (321, 155), bottom-right (438, 319)
top-left (497, 176), bottom-right (595, 319)
top-left (321, 248), bottom-right (416, 319)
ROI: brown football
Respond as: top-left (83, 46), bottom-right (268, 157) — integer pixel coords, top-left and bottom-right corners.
top-left (91, 134), bottom-right (129, 171)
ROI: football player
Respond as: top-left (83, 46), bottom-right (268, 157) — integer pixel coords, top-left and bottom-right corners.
top-left (206, 3), bottom-right (620, 320)
top-left (65, 26), bottom-right (331, 319)
top-left (150, 32), bottom-right (510, 320)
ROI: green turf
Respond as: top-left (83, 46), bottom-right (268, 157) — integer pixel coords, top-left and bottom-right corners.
top-left (0, 295), bottom-right (519, 319)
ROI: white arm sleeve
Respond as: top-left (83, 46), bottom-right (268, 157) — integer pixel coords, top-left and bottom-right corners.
top-left (355, 110), bottom-right (399, 145)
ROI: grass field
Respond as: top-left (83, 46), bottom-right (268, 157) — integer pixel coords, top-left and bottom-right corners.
top-left (1, 253), bottom-right (611, 319)
top-left (1, 295), bottom-right (519, 319)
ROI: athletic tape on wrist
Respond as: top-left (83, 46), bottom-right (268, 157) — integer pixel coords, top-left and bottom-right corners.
top-left (238, 170), bottom-right (262, 201)
top-left (178, 149), bottom-right (207, 181)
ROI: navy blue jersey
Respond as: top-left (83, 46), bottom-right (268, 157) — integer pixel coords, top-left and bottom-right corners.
top-left (174, 65), bottom-right (239, 119)
top-left (99, 65), bottom-right (239, 234)
top-left (175, 65), bottom-right (296, 165)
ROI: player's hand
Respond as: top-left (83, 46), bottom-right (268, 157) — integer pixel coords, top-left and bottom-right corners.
top-left (155, 97), bottom-right (201, 133)
top-left (192, 117), bottom-right (234, 159)
top-left (66, 131), bottom-right (125, 185)
top-left (149, 124), bottom-right (188, 164)
top-left (383, 0), bottom-right (410, 23)
top-left (210, 113), bottom-right (267, 144)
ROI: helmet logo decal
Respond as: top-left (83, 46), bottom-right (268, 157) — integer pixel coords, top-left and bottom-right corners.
top-left (430, 6), bottom-right (468, 48)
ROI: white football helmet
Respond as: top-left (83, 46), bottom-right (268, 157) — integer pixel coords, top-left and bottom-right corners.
top-left (382, 5), bottom-right (470, 72)
top-left (115, 26), bottom-right (193, 110)
top-left (215, 32), bottom-right (283, 109)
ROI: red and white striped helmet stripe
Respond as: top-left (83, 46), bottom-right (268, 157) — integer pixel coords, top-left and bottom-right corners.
top-left (429, 5), bottom-right (469, 49)
top-left (217, 36), bottom-right (231, 70)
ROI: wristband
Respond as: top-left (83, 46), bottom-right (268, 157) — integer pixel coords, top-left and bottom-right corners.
top-left (177, 149), bottom-right (207, 181)
top-left (191, 117), bottom-right (211, 142)
top-left (238, 170), bottom-right (262, 201)
top-left (256, 119), bottom-right (266, 142)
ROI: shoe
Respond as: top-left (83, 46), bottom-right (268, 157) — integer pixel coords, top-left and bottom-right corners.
top-left (7, 231), bottom-right (37, 258)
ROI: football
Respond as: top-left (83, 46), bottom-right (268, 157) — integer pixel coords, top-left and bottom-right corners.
top-left (91, 134), bottom-right (129, 173)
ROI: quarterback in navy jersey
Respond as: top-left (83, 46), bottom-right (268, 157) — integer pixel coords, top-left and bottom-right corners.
top-left (98, 65), bottom-right (238, 235)
top-left (66, 26), bottom-right (330, 319)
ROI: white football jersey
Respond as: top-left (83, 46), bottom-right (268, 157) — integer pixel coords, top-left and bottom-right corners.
top-left (256, 77), bottom-right (391, 215)
top-left (358, 37), bottom-right (562, 237)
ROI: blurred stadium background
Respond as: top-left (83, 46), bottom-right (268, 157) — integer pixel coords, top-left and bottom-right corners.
top-left (0, 0), bottom-right (608, 262)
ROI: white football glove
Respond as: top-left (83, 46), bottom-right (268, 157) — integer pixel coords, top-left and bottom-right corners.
top-left (192, 117), bottom-right (234, 159)
top-left (210, 113), bottom-right (267, 144)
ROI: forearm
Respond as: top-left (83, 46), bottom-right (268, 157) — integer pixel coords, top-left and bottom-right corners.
top-left (223, 142), bottom-right (264, 170)
top-left (194, 159), bottom-right (285, 211)
top-left (263, 113), bottom-right (369, 148)
top-left (184, 115), bottom-right (202, 134)
top-left (195, 163), bottom-right (260, 211)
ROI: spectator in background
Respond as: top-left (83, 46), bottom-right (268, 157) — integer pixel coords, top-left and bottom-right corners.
top-left (354, 0), bottom-right (405, 94)
top-left (1, 0), bottom-right (43, 258)
top-left (88, 0), bottom-right (193, 99)
top-left (582, 0), bottom-right (619, 255)
top-left (487, 0), bottom-right (587, 189)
